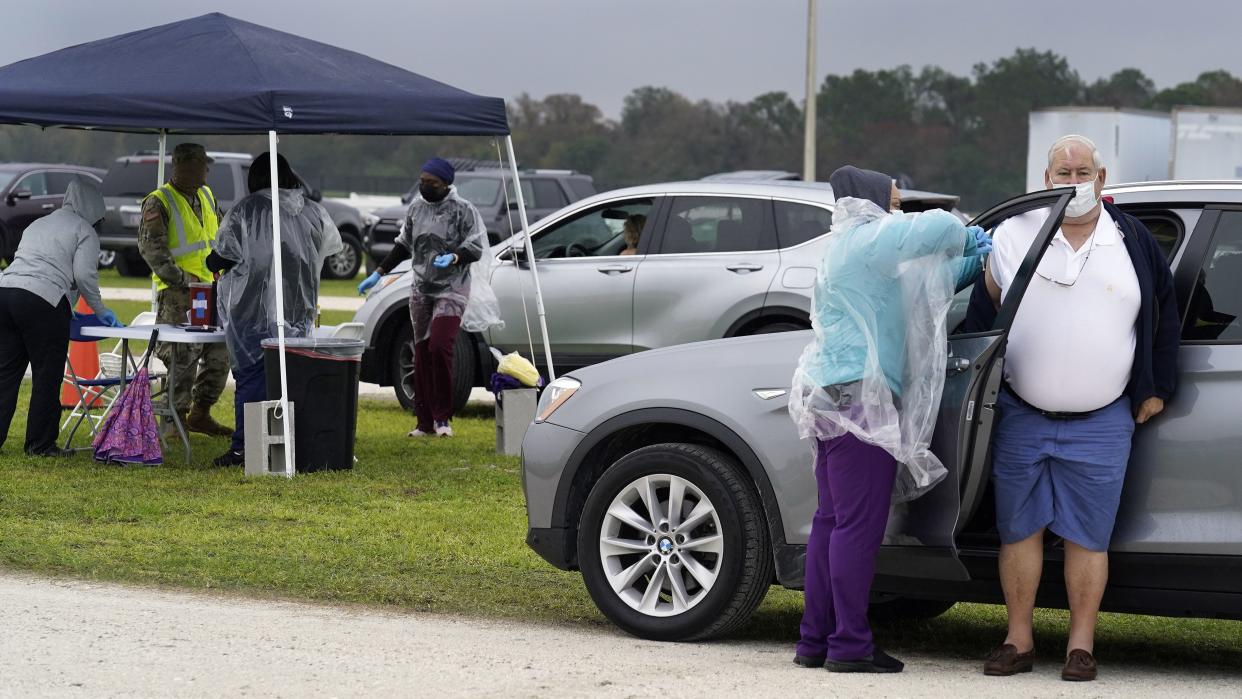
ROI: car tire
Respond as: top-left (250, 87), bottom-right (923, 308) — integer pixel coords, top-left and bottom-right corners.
top-left (868, 596), bottom-right (955, 624)
top-left (389, 319), bottom-right (474, 416)
top-left (576, 443), bottom-right (773, 641)
top-left (115, 251), bottom-right (150, 278)
top-left (322, 232), bottom-right (363, 280)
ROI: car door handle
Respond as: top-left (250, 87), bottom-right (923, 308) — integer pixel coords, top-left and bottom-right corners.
top-left (597, 265), bottom-right (633, 275)
top-left (41, 203), bottom-right (55, 210)
top-left (726, 264), bottom-right (764, 273)
top-left (947, 357), bottom-right (971, 374)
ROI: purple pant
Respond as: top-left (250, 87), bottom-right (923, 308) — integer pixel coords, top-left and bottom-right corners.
top-left (797, 433), bottom-right (898, 661)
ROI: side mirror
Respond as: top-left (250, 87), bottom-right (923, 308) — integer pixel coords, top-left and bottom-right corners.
top-left (6, 189), bottom-right (32, 206)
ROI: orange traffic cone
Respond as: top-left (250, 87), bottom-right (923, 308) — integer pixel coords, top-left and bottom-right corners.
top-left (61, 297), bottom-right (103, 408)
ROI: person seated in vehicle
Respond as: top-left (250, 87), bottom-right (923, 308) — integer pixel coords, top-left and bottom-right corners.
top-left (618, 214), bottom-right (646, 256)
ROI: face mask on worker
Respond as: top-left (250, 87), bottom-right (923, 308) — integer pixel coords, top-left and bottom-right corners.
top-left (420, 183), bottom-right (449, 203)
top-left (1064, 179), bottom-right (1099, 218)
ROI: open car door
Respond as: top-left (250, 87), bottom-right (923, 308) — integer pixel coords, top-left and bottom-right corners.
top-left (876, 187), bottom-right (1075, 581)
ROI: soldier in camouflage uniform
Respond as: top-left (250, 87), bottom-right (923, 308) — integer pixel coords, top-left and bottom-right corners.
top-left (138, 143), bottom-right (232, 437)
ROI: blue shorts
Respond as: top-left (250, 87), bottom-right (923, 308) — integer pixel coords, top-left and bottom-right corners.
top-left (991, 390), bottom-right (1134, 552)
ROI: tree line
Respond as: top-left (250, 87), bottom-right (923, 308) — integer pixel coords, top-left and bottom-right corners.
top-left (4, 48), bottom-right (1242, 210)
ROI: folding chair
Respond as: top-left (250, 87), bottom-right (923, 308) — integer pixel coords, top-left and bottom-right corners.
top-left (61, 316), bottom-right (157, 450)
top-left (98, 311), bottom-right (166, 382)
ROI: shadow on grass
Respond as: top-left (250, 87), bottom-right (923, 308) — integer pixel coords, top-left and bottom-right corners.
top-left (729, 591), bottom-right (1242, 674)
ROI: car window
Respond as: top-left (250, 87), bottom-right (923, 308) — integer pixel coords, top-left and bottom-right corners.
top-left (46, 171), bottom-right (95, 196)
top-left (205, 165), bottom-right (234, 201)
top-left (502, 179), bottom-right (535, 209)
top-left (1183, 211), bottom-right (1242, 342)
top-left (458, 176), bottom-right (503, 208)
top-left (566, 178), bottom-right (596, 200)
top-left (658, 196), bottom-right (772, 254)
top-left (531, 198), bottom-right (654, 259)
top-left (1135, 213), bottom-right (1182, 261)
top-left (774, 200), bottom-right (832, 248)
top-left (101, 161), bottom-right (159, 197)
top-left (532, 179), bottom-right (568, 209)
top-left (15, 171), bottom-right (48, 197)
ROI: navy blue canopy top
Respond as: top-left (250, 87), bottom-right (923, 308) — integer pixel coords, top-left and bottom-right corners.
top-left (0, 13), bottom-right (509, 136)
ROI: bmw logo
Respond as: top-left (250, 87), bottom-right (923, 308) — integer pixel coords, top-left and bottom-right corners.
top-left (658, 538), bottom-right (675, 554)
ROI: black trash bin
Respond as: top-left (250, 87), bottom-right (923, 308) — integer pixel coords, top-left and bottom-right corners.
top-left (261, 337), bottom-right (365, 473)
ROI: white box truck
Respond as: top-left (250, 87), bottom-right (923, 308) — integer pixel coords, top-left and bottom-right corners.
top-left (1172, 107), bottom-right (1242, 180)
top-left (1027, 108), bottom-right (1171, 192)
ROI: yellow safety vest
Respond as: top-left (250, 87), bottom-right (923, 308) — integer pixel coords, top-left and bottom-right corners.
top-left (147, 184), bottom-right (218, 290)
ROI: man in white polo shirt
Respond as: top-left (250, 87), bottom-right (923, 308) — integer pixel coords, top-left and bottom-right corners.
top-left (977, 135), bottom-right (1179, 682)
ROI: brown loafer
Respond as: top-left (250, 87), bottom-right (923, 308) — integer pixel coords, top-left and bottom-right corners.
top-left (983, 643), bottom-right (1035, 676)
top-left (1062, 649), bottom-right (1098, 681)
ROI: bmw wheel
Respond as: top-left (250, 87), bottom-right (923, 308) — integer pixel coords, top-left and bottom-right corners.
top-left (577, 443), bottom-right (772, 641)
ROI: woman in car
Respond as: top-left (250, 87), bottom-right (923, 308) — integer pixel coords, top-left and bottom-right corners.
top-left (618, 214), bottom-right (646, 256)
top-left (788, 165), bottom-right (989, 673)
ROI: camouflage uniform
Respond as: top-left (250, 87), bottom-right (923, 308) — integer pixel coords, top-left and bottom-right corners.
top-left (138, 147), bottom-right (230, 417)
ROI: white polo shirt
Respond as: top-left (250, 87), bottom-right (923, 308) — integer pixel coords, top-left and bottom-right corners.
top-left (989, 208), bottom-right (1140, 412)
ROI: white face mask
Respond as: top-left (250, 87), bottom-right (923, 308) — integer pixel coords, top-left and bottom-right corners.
top-left (1064, 179), bottom-right (1099, 218)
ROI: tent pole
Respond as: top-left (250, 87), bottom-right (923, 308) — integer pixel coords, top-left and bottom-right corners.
top-left (269, 131), bottom-right (294, 478)
top-left (152, 130), bottom-right (166, 313)
top-left (503, 136), bottom-right (555, 381)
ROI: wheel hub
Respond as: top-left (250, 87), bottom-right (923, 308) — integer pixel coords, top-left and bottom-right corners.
top-left (657, 537), bottom-right (675, 555)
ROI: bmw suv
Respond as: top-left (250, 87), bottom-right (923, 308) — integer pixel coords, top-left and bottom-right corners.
top-left (518, 182), bottom-right (1235, 641)
top-left (352, 180), bottom-right (961, 413)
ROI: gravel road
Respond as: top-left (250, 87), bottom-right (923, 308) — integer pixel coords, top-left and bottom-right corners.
top-left (1, 572), bottom-right (1237, 698)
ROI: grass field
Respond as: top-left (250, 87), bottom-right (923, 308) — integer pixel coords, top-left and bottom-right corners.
top-left (1, 382), bottom-right (1239, 672)
top-left (97, 268), bottom-right (366, 299)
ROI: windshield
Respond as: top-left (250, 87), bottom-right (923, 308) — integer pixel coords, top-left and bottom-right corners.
top-left (454, 176), bottom-right (501, 208)
top-left (0, 172), bottom-right (14, 191)
top-left (101, 159), bottom-right (235, 199)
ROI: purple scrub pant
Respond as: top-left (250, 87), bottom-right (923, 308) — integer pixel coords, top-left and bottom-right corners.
top-left (796, 432), bottom-right (898, 661)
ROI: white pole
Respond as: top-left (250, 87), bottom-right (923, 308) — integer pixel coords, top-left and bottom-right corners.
top-left (269, 131), bottom-right (294, 478)
top-left (153, 130), bottom-right (167, 312)
top-left (803, 0), bottom-right (818, 182)
top-left (504, 136), bottom-right (555, 381)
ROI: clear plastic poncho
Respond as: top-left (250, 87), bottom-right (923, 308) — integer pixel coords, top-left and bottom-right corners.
top-left (788, 197), bottom-right (968, 503)
top-left (213, 188), bottom-right (343, 368)
top-left (396, 186), bottom-right (502, 342)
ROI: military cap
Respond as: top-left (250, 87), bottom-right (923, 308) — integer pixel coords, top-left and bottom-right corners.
top-left (172, 143), bottom-right (214, 164)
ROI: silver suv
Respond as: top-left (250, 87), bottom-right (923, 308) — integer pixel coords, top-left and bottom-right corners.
top-left (520, 182), bottom-right (1239, 641)
top-left (352, 181), bottom-right (960, 412)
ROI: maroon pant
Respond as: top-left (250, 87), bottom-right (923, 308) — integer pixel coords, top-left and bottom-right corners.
top-left (412, 314), bottom-right (462, 431)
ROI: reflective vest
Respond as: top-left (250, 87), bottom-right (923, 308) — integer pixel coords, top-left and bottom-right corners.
top-left (147, 184), bottom-right (218, 290)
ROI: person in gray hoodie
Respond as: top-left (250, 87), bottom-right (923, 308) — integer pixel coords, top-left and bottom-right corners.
top-left (0, 178), bottom-right (122, 456)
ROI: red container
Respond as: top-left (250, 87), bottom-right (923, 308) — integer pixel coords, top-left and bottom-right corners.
top-left (188, 282), bottom-right (214, 327)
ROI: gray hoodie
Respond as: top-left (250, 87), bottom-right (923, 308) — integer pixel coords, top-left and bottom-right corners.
top-left (0, 178), bottom-right (108, 314)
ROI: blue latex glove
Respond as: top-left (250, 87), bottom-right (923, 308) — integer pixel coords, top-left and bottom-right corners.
top-left (99, 308), bottom-right (125, 328)
top-left (357, 271), bottom-right (382, 295)
top-left (967, 225), bottom-right (992, 256)
top-left (433, 253), bottom-right (456, 269)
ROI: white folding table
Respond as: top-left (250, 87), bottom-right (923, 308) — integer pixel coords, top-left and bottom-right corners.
top-left (81, 324), bottom-right (227, 463)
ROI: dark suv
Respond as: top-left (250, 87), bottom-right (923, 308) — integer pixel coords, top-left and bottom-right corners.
top-left (362, 167), bottom-right (595, 265)
top-left (97, 152), bottom-right (366, 279)
top-left (0, 163), bottom-right (106, 264)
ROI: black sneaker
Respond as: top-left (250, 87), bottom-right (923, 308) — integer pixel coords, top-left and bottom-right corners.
top-left (793, 654), bottom-right (826, 668)
top-left (825, 648), bottom-right (905, 674)
top-left (211, 450), bottom-right (245, 467)
top-left (30, 447), bottom-right (73, 458)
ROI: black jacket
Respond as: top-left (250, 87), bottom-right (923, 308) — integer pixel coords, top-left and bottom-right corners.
top-left (963, 201), bottom-right (1179, 412)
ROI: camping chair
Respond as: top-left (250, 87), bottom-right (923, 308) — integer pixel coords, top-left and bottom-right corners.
top-left (61, 316), bottom-right (158, 450)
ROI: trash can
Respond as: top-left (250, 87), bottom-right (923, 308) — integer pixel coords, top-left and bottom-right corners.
top-left (261, 337), bottom-right (365, 473)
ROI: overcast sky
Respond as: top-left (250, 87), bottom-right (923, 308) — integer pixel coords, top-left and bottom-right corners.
top-left (8, 1), bottom-right (1239, 118)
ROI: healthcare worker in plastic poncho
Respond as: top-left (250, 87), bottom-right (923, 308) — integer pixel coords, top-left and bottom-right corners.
top-left (788, 166), bottom-right (990, 674)
top-left (358, 157), bottom-right (501, 438)
top-left (0, 179), bottom-right (123, 457)
top-left (206, 152), bottom-right (343, 467)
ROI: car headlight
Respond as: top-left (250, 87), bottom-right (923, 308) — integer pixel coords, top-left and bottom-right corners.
top-left (535, 376), bottom-right (580, 423)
